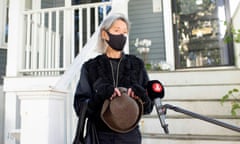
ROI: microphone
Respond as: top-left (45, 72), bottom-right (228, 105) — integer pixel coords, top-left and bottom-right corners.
top-left (147, 80), bottom-right (169, 134)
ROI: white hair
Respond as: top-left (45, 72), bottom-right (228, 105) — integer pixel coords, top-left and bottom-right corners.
top-left (95, 13), bottom-right (130, 53)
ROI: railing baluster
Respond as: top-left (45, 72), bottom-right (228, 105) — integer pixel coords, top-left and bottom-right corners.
top-left (48, 11), bottom-right (52, 69)
top-left (51, 31), bottom-right (55, 75)
top-left (87, 7), bottom-right (91, 40)
top-left (45, 27), bottom-right (49, 70)
top-left (25, 14), bottom-right (31, 70)
top-left (32, 12), bottom-right (39, 69)
top-left (39, 12), bottom-right (45, 69)
top-left (102, 5), bottom-right (107, 18)
top-left (78, 8), bottom-right (83, 52)
top-left (55, 10), bottom-right (60, 71)
top-left (95, 6), bottom-right (99, 29)
top-left (70, 9), bottom-right (75, 62)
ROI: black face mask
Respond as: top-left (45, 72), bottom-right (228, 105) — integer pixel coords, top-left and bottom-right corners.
top-left (106, 31), bottom-right (127, 51)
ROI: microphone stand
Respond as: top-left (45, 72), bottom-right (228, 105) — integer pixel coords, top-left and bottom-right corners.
top-left (161, 104), bottom-right (240, 134)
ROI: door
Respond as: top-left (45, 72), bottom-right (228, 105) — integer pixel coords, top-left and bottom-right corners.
top-left (172, 0), bottom-right (234, 68)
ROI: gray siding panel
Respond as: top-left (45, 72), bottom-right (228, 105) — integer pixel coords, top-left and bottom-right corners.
top-left (0, 86), bottom-right (4, 144)
top-left (0, 49), bottom-right (7, 85)
top-left (128, 0), bottom-right (166, 64)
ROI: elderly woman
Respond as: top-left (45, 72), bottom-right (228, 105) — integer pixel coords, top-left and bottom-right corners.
top-left (73, 13), bottom-right (153, 144)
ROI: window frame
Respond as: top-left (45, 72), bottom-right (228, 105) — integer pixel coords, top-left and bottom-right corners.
top-left (0, 0), bottom-right (8, 48)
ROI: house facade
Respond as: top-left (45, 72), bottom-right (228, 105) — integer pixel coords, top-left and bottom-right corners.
top-left (1, 0), bottom-right (240, 144)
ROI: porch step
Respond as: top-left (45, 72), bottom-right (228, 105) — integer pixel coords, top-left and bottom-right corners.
top-left (142, 133), bottom-right (240, 141)
top-left (142, 133), bottom-right (240, 144)
top-left (141, 116), bottom-right (240, 136)
top-left (143, 69), bottom-right (240, 144)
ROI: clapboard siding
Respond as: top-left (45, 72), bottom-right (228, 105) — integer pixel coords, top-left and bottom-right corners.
top-left (128, 0), bottom-right (166, 62)
top-left (0, 49), bottom-right (6, 144)
top-left (41, 0), bottom-right (64, 8)
top-left (0, 86), bottom-right (4, 144)
top-left (0, 49), bottom-right (7, 85)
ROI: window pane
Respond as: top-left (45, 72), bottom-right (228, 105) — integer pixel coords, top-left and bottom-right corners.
top-left (4, 7), bottom-right (8, 43)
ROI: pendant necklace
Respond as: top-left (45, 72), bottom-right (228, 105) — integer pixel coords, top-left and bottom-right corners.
top-left (109, 57), bottom-right (123, 87)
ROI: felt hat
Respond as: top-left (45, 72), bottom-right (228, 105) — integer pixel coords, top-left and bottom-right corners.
top-left (101, 87), bottom-right (143, 133)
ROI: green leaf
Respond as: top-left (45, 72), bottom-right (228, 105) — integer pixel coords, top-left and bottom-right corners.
top-left (231, 103), bottom-right (240, 116)
top-left (224, 21), bottom-right (227, 25)
top-left (232, 88), bottom-right (239, 92)
top-left (231, 109), bottom-right (237, 116)
top-left (231, 28), bottom-right (236, 34)
top-left (224, 36), bottom-right (233, 43)
top-left (228, 90), bottom-right (233, 94)
top-left (235, 33), bottom-right (240, 43)
top-left (221, 94), bottom-right (229, 104)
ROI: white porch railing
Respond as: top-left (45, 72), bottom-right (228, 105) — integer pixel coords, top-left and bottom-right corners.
top-left (20, 2), bottom-right (112, 76)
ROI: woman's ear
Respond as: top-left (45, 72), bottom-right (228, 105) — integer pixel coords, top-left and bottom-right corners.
top-left (101, 30), bottom-right (109, 41)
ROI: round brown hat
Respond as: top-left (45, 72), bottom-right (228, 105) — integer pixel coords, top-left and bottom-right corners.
top-left (101, 87), bottom-right (143, 133)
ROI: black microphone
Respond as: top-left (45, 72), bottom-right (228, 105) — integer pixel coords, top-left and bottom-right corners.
top-left (147, 80), bottom-right (169, 134)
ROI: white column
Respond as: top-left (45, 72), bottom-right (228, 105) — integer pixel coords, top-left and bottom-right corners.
top-left (234, 43), bottom-right (240, 68)
top-left (4, 0), bottom-right (25, 144)
top-left (111, 0), bottom-right (129, 16)
top-left (18, 91), bottom-right (67, 144)
top-left (63, 0), bottom-right (73, 68)
top-left (4, 93), bottom-right (18, 144)
top-left (6, 0), bottom-right (25, 76)
top-left (232, 2), bottom-right (240, 68)
top-left (163, 0), bottom-right (175, 70)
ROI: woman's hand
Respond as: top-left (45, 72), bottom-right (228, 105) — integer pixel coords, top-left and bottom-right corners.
top-left (110, 88), bottom-right (121, 100)
top-left (127, 88), bottom-right (140, 99)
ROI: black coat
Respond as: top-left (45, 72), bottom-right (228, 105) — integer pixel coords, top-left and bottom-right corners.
top-left (73, 54), bottom-right (153, 143)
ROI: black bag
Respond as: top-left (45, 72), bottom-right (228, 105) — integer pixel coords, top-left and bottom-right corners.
top-left (84, 120), bottom-right (100, 144)
top-left (73, 102), bottom-right (99, 144)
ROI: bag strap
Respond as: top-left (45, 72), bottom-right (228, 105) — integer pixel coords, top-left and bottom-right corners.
top-left (73, 101), bottom-right (88, 144)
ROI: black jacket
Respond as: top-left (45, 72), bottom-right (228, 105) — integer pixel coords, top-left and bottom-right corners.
top-left (74, 54), bottom-right (153, 132)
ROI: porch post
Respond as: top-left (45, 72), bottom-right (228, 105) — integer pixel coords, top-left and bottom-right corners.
top-left (232, 2), bottom-right (240, 68)
top-left (18, 90), bottom-right (67, 144)
top-left (4, 0), bottom-right (25, 144)
top-left (162, 0), bottom-right (175, 70)
top-left (63, 0), bottom-right (73, 68)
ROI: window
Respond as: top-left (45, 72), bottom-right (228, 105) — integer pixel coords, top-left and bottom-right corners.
top-left (172, 0), bottom-right (234, 68)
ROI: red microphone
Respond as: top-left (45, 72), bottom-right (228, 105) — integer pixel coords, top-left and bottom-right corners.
top-left (147, 80), bottom-right (169, 134)
top-left (147, 80), bottom-right (165, 100)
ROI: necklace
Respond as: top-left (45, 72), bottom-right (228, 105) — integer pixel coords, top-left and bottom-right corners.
top-left (109, 57), bottom-right (123, 87)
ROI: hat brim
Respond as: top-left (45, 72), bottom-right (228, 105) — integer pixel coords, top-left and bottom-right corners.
top-left (101, 92), bottom-right (143, 133)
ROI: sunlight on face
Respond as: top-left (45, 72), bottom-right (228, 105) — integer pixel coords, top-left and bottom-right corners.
top-left (108, 19), bottom-right (128, 36)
